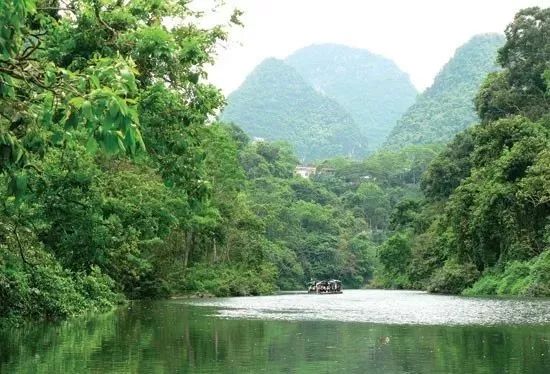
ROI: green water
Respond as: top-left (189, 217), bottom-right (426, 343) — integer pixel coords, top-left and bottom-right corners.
top-left (1, 290), bottom-right (550, 373)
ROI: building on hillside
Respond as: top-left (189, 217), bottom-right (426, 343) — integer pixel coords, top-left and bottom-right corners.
top-left (295, 165), bottom-right (317, 178)
top-left (317, 167), bottom-right (336, 176)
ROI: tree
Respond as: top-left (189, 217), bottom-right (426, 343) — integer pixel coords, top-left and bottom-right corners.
top-left (476, 7), bottom-right (550, 122)
top-left (0, 0), bottom-right (242, 320)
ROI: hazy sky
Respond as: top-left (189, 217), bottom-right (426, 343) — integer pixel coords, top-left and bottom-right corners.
top-left (205, 0), bottom-right (550, 94)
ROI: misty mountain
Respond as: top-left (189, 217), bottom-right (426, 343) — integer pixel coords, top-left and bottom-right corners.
top-left (286, 44), bottom-right (418, 150)
top-left (221, 58), bottom-right (367, 161)
top-left (385, 33), bottom-right (505, 149)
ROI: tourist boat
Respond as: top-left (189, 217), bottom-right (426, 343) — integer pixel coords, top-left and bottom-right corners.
top-left (307, 279), bottom-right (343, 294)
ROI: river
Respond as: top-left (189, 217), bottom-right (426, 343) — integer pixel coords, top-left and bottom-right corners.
top-left (1, 290), bottom-right (550, 373)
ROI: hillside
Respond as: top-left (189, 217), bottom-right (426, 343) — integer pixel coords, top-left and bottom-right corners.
top-left (385, 33), bottom-right (505, 149)
top-left (221, 58), bottom-right (367, 161)
top-left (286, 44), bottom-right (418, 150)
top-left (377, 8), bottom-right (550, 297)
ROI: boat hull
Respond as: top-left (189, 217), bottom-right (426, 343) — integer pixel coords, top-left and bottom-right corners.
top-left (307, 290), bottom-right (343, 294)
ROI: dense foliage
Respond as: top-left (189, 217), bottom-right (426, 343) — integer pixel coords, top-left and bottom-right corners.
top-left (286, 44), bottom-right (418, 151)
top-left (2, 1), bottom-right (548, 324)
top-left (0, 0), bottom-right (437, 322)
top-left (385, 34), bottom-right (504, 148)
top-left (0, 0), bottom-right (255, 322)
top-left (376, 8), bottom-right (550, 296)
top-left (221, 58), bottom-right (367, 161)
top-left (236, 140), bottom-right (439, 289)
top-left (3, 0), bottom-right (422, 322)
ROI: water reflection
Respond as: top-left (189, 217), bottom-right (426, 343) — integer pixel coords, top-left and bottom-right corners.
top-left (189, 290), bottom-right (550, 325)
top-left (1, 291), bottom-right (550, 373)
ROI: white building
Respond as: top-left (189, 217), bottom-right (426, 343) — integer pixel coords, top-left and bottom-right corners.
top-left (295, 166), bottom-right (317, 178)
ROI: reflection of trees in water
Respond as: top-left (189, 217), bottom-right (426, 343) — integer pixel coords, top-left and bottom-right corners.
top-left (2, 302), bottom-right (550, 373)
top-left (0, 311), bottom-right (119, 372)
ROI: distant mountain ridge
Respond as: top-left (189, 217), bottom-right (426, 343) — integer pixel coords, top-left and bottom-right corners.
top-left (222, 36), bottom-right (504, 159)
top-left (285, 44), bottom-right (418, 150)
top-left (221, 44), bottom-right (418, 160)
top-left (221, 58), bottom-right (366, 161)
top-left (385, 33), bottom-right (505, 149)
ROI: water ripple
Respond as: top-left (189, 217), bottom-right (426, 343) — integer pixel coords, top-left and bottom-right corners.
top-left (183, 290), bottom-right (550, 326)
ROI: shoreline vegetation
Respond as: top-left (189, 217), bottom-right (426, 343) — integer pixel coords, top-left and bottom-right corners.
top-left (0, 2), bottom-right (549, 325)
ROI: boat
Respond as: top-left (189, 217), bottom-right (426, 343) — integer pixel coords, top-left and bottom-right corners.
top-left (307, 279), bottom-right (343, 294)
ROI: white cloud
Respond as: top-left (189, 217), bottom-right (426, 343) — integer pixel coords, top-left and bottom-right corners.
top-left (204, 0), bottom-right (550, 94)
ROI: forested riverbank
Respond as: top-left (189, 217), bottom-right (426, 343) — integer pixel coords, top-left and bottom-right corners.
top-left (0, 0), bottom-right (391, 322)
top-left (1, 1), bottom-right (549, 325)
top-left (0, 0), bottom-right (269, 322)
top-left (375, 7), bottom-right (550, 296)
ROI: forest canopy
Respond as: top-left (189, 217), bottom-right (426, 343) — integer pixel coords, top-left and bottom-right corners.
top-left (1, 2), bottom-right (549, 324)
top-left (376, 7), bottom-right (550, 296)
top-left (0, 0), bottom-right (241, 321)
top-left (221, 58), bottom-right (367, 161)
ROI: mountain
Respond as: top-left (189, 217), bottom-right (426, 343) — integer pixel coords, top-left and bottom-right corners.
top-left (385, 33), bottom-right (505, 149)
top-left (221, 58), bottom-right (367, 161)
top-left (285, 44), bottom-right (418, 150)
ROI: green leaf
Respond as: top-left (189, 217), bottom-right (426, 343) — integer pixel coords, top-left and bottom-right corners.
top-left (90, 75), bottom-right (101, 89)
top-left (117, 137), bottom-right (126, 153)
top-left (115, 97), bottom-right (128, 116)
top-left (69, 97), bottom-right (85, 108)
top-left (13, 146), bottom-right (24, 163)
top-left (82, 100), bottom-right (93, 120)
top-left (135, 131), bottom-right (146, 151)
top-left (128, 108), bottom-right (140, 124)
top-left (86, 136), bottom-right (99, 154)
top-left (103, 132), bottom-right (119, 154)
top-left (109, 98), bottom-right (120, 119)
top-left (45, 69), bottom-right (56, 86)
top-left (8, 173), bottom-right (28, 200)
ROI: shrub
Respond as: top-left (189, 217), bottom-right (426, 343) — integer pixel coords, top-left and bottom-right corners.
top-left (0, 251), bottom-right (121, 322)
top-left (179, 264), bottom-right (277, 297)
top-left (464, 251), bottom-right (550, 297)
top-left (427, 260), bottom-right (479, 294)
top-left (523, 251), bottom-right (550, 296)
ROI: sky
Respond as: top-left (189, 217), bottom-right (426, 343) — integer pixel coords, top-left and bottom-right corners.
top-left (203, 0), bottom-right (550, 94)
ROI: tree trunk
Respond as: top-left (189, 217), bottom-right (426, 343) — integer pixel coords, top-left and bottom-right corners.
top-left (184, 231), bottom-right (193, 269)
top-left (213, 238), bottom-right (217, 264)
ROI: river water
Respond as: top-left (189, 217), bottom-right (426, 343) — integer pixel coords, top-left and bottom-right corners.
top-left (2, 290), bottom-right (550, 373)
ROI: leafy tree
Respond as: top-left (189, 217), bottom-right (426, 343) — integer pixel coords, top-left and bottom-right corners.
top-left (476, 7), bottom-right (550, 122)
top-left (0, 0), bottom-right (240, 320)
top-left (377, 9), bottom-right (550, 296)
top-left (377, 233), bottom-right (412, 288)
